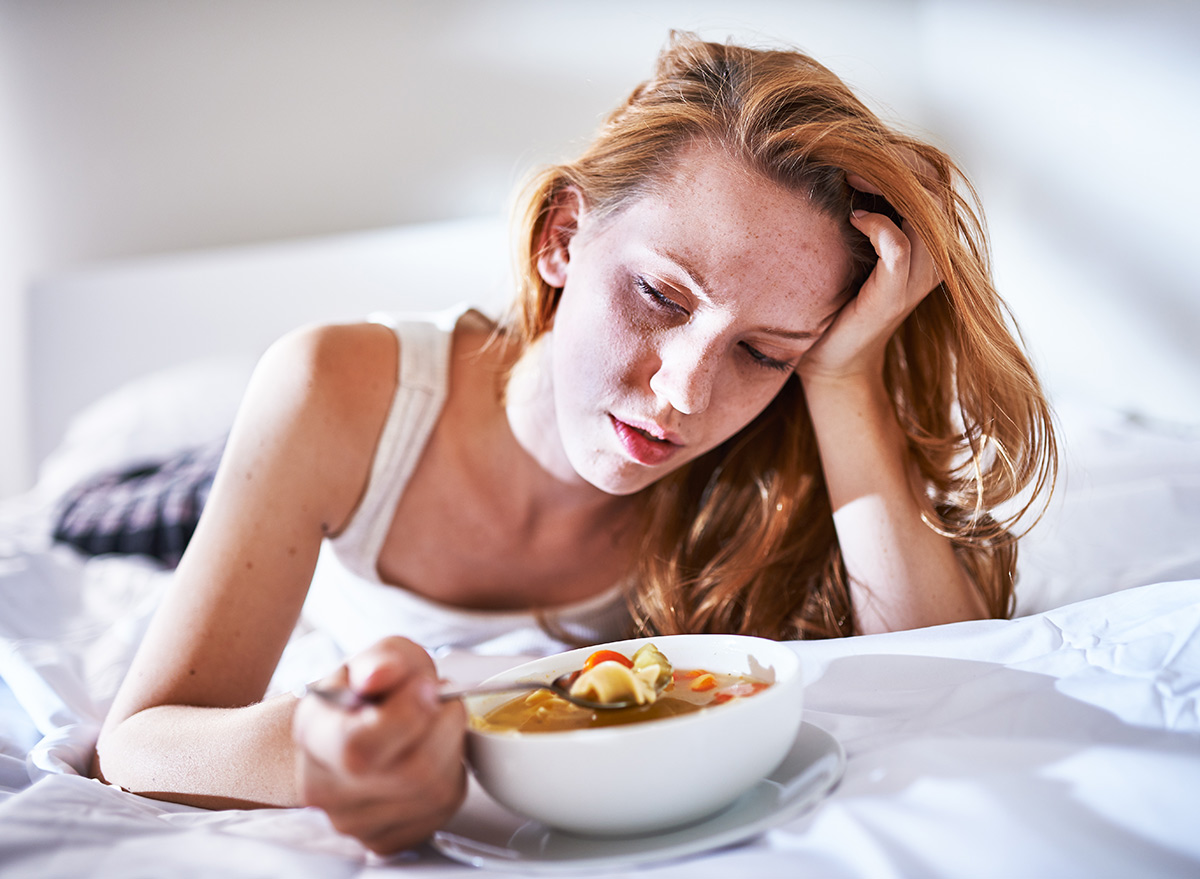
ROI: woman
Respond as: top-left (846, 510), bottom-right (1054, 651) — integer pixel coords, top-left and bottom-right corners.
top-left (93, 33), bottom-right (1055, 854)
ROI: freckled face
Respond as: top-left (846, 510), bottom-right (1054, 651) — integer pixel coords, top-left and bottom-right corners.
top-left (541, 147), bottom-right (854, 496)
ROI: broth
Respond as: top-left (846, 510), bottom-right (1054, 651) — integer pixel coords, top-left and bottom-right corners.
top-left (472, 670), bottom-right (769, 733)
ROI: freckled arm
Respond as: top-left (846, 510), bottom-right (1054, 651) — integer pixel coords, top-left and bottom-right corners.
top-left (802, 372), bottom-right (984, 634)
top-left (94, 323), bottom-right (393, 806)
top-left (797, 202), bottom-right (985, 634)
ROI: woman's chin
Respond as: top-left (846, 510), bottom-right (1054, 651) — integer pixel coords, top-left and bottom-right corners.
top-left (573, 457), bottom-right (668, 498)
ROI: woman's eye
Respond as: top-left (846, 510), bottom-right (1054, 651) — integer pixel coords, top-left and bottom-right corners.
top-left (634, 277), bottom-right (792, 373)
top-left (636, 277), bottom-right (687, 315)
top-left (741, 343), bottom-right (793, 373)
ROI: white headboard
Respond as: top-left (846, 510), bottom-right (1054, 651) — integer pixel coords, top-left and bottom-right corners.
top-left (29, 216), bottom-right (511, 468)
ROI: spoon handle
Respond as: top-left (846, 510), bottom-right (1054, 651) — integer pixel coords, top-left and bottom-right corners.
top-left (301, 680), bottom-right (542, 710)
top-left (436, 680), bottom-right (544, 701)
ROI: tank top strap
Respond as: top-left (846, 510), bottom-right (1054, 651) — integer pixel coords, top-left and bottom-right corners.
top-left (328, 305), bottom-right (474, 582)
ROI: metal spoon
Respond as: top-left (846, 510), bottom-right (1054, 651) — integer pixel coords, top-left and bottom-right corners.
top-left (302, 671), bottom-right (642, 712)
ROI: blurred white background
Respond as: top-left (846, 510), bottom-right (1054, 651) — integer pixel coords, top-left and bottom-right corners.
top-left (1, 0), bottom-right (1197, 497)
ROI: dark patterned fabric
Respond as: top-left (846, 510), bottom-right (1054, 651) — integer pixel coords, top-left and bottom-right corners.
top-left (52, 434), bottom-right (227, 567)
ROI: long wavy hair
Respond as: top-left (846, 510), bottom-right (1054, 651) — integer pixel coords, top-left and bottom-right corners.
top-left (502, 33), bottom-right (1056, 639)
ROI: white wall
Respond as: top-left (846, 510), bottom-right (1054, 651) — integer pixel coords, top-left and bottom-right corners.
top-left (919, 0), bottom-right (1200, 421)
top-left (0, 46), bottom-right (31, 497)
top-left (0, 0), bottom-right (923, 496)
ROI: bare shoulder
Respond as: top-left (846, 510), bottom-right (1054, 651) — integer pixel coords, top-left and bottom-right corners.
top-left (259, 320), bottom-right (396, 410)
top-left (235, 320), bottom-right (400, 533)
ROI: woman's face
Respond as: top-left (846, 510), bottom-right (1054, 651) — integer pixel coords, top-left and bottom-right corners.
top-left (539, 145), bottom-right (853, 496)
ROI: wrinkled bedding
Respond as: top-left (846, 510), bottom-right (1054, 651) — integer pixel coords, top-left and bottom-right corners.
top-left (0, 540), bottom-right (1196, 877)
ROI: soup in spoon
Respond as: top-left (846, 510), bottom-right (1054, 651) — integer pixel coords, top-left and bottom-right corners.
top-left (471, 643), bottom-right (771, 733)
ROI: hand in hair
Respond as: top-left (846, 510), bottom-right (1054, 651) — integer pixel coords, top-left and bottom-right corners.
top-left (798, 171), bottom-right (940, 387)
top-left (796, 156), bottom-right (986, 633)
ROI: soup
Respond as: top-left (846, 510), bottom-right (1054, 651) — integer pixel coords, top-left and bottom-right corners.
top-left (471, 644), bottom-right (770, 733)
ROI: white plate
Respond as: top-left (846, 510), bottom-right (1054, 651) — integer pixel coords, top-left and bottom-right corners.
top-left (431, 721), bottom-right (844, 874)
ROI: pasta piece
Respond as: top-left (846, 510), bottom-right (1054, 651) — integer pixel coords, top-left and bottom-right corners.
top-left (570, 661), bottom-right (658, 705)
top-left (630, 643), bottom-right (672, 690)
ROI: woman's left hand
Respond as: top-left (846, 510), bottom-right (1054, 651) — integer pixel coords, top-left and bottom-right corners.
top-left (798, 174), bottom-right (941, 386)
top-left (797, 169), bottom-right (983, 634)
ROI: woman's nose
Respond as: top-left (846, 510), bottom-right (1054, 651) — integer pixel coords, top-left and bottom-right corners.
top-left (648, 337), bottom-right (717, 415)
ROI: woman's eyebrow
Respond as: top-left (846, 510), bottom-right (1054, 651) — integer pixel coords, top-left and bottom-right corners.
top-left (760, 307), bottom-right (841, 342)
top-left (656, 247), bottom-right (710, 295)
top-left (758, 326), bottom-right (823, 341)
top-left (655, 247), bottom-right (832, 340)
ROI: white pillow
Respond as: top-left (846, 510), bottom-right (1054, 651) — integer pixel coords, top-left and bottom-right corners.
top-left (35, 355), bottom-right (254, 503)
top-left (1014, 399), bottom-right (1200, 615)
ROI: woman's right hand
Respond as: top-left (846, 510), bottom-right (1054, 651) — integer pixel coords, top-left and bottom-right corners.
top-left (292, 637), bottom-right (468, 855)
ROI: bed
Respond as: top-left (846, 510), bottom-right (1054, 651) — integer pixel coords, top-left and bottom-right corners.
top-left (2, 216), bottom-right (1198, 878)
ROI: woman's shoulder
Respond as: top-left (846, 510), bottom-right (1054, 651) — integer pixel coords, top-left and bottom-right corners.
top-left (266, 319), bottom-right (396, 378)
top-left (274, 315), bottom-right (401, 386)
top-left (251, 311), bottom-right (505, 448)
top-left (267, 318), bottom-right (401, 431)
top-left (261, 310), bottom-right (503, 414)
top-left (231, 321), bottom-right (399, 527)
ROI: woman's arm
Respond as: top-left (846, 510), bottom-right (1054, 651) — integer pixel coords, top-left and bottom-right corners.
top-left (94, 321), bottom-right (465, 851)
top-left (802, 371), bottom-right (984, 634)
top-left (799, 197), bottom-right (984, 635)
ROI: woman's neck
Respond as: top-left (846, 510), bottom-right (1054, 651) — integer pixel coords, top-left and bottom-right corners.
top-left (476, 332), bottom-right (636, 536)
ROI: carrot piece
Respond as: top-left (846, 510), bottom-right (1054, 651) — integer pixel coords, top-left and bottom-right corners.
top-left (582, 649), bottom-right (633, 672)
top-left (691, 673), bottom-right (717, 692)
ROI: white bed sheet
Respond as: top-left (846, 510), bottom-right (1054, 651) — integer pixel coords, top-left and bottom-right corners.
top-left (0, 544), bottom-right (1196, 878)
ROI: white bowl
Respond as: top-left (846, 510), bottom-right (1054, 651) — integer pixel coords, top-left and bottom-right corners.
top-left (464, 633), bottom-right (804, 836)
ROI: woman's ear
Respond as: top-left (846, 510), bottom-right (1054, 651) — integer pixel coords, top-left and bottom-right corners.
top-left (536, 187), bottom-right (584, 288)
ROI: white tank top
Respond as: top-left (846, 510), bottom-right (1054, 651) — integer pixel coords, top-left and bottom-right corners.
top-left (300, 306), bottom-right (632, 657)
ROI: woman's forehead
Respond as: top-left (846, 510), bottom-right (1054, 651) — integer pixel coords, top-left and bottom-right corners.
top-left (603, 147), bottom-right (854, 309)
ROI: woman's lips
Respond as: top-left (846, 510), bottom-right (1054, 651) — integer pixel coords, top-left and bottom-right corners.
top-left (609, 415), bottom-right (682, 467)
